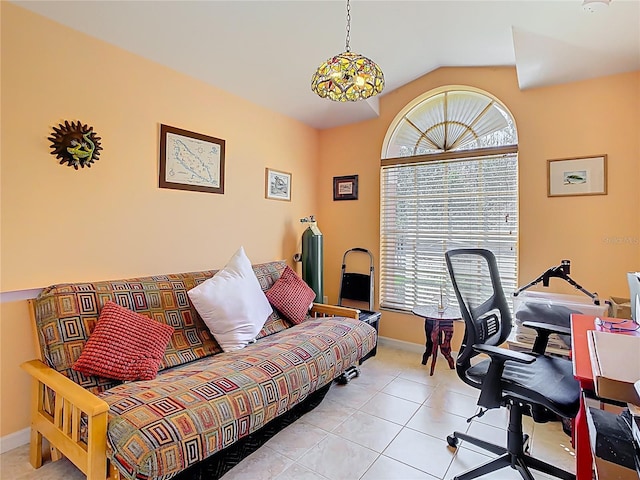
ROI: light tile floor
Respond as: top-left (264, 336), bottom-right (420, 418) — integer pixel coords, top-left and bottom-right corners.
top-left (0, 344), bottom-right (576, 480)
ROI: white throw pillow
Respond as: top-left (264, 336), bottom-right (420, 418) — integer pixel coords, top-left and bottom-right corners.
top-left (187, 247), bottom-right (273, 352)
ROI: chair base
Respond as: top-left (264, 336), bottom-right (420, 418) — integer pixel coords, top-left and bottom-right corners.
top-left (448, 431), bottom-right (575, 480)
top-left (447, 403), bottom-right (575, 480)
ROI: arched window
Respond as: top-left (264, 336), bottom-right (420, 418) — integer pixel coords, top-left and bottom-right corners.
top-left (380, 87), bottom-right (518, 311)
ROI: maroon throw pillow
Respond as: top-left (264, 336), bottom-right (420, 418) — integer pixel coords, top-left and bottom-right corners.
top-left (265, 266), bottom-right (316, 325)
top-left (73, 301), bottom-right (174, 381)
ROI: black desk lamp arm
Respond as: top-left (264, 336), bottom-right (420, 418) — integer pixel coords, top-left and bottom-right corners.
top-left (513, 262), bottom-right (601, 305)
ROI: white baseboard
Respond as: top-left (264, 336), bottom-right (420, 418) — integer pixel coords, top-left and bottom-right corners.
top-left (378, 336), bottom-right (459, 361)
top-left (378, 336), bottom-right (425, 354)
top-left (0, 427), bottom-right (30, 454)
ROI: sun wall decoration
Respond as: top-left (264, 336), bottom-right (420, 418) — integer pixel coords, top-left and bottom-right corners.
top-left (48, 120), bottom-right (102, 169)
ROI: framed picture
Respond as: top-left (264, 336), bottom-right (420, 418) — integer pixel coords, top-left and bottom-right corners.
top-left (333, 175), bottom-right (358, 201)
top-left (265, 168), bottom-right (292, 201)
top-left (547, 155), bottom-right (607, 197)
top-left (159, 124), bottom-right (225, 194)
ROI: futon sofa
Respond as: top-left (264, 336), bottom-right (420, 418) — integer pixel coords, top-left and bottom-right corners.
top-left (22, 260), bottom-right (377, 480)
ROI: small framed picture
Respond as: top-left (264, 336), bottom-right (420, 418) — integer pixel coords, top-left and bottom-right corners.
top-left (333, 175), bottom-right (358, 201)
top-left (547, 155), bottom-right (607, 197)
top-left (265, 168), bottom-right (292, 201)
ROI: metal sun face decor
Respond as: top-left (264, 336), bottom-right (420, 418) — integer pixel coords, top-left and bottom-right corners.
top-left (48, 120), bottom-right (102, 169)
top-left (311, 0), bottom-right (384, 102)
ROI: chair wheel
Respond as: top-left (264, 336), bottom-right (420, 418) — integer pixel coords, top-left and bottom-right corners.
top-left (447, 435), bottom-right (459, 448)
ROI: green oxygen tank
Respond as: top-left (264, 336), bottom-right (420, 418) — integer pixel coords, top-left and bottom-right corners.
top-left (300, 216), bottom-right (324, 303)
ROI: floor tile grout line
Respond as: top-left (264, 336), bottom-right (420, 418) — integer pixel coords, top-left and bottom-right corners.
top-left (358, 452), bottom-right (440, 480)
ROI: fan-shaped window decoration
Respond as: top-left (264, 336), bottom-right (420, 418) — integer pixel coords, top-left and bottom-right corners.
top-left (384, 90), bottom-right (517, 159)
top-left (379, 87), bottom-right (518, 313)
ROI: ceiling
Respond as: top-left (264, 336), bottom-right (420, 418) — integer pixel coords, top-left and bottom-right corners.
top-left (15, 0), bottom-right (640, 130)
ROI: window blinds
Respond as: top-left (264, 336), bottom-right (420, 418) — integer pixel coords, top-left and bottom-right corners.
top-left (380, 153), bottom-right (518, 312)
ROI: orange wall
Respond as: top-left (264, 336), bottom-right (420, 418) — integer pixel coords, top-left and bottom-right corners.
top-left (0, 3), bottom-right (318, 437)
top-left (318, 67), bottom-right (640, 345)
top-left (2, 3), bottom-right (639, 442)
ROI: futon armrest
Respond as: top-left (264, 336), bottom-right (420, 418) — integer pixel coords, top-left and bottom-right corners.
top-left (310, 303), bottom-right (359, 319)
top-left (472, 344), bottom-right (535, 364)
top-left (522, 321), bottom-right (571, 354)
top-left (21, 359), bottom-right (110, 478)
top-left (472, 344), bottom-right (535, 410)
top-left (21, 359), bottom-right (109, 415)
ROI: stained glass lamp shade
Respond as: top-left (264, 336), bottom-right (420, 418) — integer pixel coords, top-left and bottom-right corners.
top-left (311, 51), bottom-right (384, 102)
top-left (311, 0), bottom-right (384, 102)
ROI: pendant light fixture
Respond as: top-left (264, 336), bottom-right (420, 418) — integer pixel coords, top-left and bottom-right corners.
top-left (311, 0), bottom-right (384, 102)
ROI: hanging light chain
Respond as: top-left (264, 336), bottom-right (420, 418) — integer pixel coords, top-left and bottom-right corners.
top-left (345, 0), bottom-right (351, 52)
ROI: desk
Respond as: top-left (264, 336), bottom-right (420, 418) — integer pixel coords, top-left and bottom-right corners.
top-left (571, 314), bottom-right (640, 480)
top-left (412, 305), bottom-right (460, 375)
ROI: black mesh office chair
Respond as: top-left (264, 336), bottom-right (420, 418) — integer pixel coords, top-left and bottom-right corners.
top-left (445, 248), bottom-right (580, 480)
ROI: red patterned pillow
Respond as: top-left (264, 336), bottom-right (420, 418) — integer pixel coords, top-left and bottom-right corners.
top-left (265, 266), bottom-right (316, 325)
top-left (73, 301), bottom-right (174, 381)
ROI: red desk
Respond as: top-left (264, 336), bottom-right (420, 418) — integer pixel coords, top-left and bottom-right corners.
top-left (570, 314), bottom-right (640, 480)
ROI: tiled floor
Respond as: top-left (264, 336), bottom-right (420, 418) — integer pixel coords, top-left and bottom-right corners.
top-left (0, 343), bottom-right (576, 480)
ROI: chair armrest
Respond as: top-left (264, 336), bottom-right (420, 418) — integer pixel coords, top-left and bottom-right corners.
top-left (522, 321), bottom-right (571, 336)
top-left (472, 344), bottom-right (536, 364)
top-left (522, 321), bottom-right (571, 354)
top-left (310, 303), bottom-right (359, 319)
top-left (472, 344), bottom-right (536, 409)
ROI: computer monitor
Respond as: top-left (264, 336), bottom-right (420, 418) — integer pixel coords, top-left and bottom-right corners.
top-left (628, 272), bottom-right (640, 323)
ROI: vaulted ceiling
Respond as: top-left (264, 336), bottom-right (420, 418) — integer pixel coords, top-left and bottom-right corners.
top-left (15, 0), bottom-right (640, 129)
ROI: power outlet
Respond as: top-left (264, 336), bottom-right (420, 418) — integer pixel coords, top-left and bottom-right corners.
top-left (323, 295), bottom-right (328, 304)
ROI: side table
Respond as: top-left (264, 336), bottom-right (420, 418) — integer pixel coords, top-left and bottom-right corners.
top-left (412, 305), bottom-right (461, 375)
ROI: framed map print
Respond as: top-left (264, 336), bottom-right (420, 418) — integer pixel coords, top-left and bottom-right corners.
top-left (159, 124), bottom-right (225, 194)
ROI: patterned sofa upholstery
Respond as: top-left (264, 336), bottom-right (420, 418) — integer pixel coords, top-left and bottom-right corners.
top-left (24, 261), bottom-right (377, 480)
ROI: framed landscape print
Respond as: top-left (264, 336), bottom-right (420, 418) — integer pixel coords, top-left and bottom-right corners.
top-left (547, 155), bottom-right (607, 197)
top-left (159, 124), bottom-right (225, 194)
top-left (265, 168), bottom-right (292, 201)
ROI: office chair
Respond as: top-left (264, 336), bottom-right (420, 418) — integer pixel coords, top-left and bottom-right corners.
top-left (445, 248), bottom-right (580, 480)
